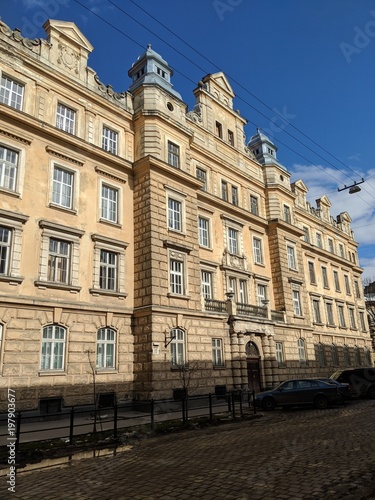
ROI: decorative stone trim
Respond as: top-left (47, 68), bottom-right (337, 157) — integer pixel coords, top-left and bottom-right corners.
top-left (34, 281), bottom-right (81, 293)
top-left (39, 219), bottom-right (84, 238)
top-left (95, 166), bottom-right (127, 184)
top-left (45, 146), bottom-right (84, 167)
top-left (0, 19), bottom-right (41, 50)
top-left (0, 128), bottom-right (31, 145)
top-left (94, 73), bottom-right (126, 102)
top-left (163, 240), bottom-right (193, 254)
top-left (91, 233), bottom-right (129, 249)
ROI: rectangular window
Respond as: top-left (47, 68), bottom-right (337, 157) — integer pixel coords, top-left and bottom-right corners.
top-left (228, 276), bottom-right (236, 296)
top-left (325, 302), bottom-right (335, 326)
top-left (0, 146), bottom-right (18, 191)
top-left (99, 250), bottom-right (117, 290)
top-left (96, 327), bottom-right (116, 369)
top-left (52, 166), bottom-right (73, 209)
top-left (231, 185), bottom-right (238, 206)
top-left (328, 238), bottom-right (334, 253)
top-left (168, 198), bottom-right (182, 231)
top-left (348, 308), bottom-right (357, 329)
top-left (287, 245), bottom-right (297, 270)
top-left (339, 244), bottom-right (345, 258)
top-left (201, 271), bottom-right (212, 299)
top-left (333, 270), bottom-right (340, 292)
top-left (0, 75), bottom-right (24, 110)
top-left (275, 342), bottom-right (284, 366)
top-left (228, 228), bottom-right (239, 254)
top-left (228, 130), bottom-right (234, 146)
top-left (322, 266), bottom-right (329, 288)
top-left (102, 127), bottom-right (118, 154)
top-left (317, 344), bottom-right (325, 367)
top-left (337, 305), bottom-right (346, 328)
top-left (292, 290), bottom-right (302, 316)
top-left (0, 226), bottom-right (11, 275)
top-left (298, 339), bottom-right (306, 365)
top-left (215, 121), bottom-right (222, 138)
top-left (221, 180), bottom-right (228, 201)
top-left (212, 338), bottom-right (223, 366)
top-left (316, 232), bottom-right (323, 248)
top-left (56, 103), bottom-right (76, 134)
top-left (101, 184), bottom-right (118, 223)
top-left (196, 167), bottom-right (207, 191)
top-left (302, 226), bottom-right (310, 243)
top-left (312, 299), bottom-right (321, 323)
top-left (308, 261), bottom-right (316, 284)
top-left (239, 280), bottom-right (247, 304)
top-left (167, 141), bottom-right (180, 168)
top-left (359, 311), bottom-right (366, 331)
top-left (40, 325), bottom-right (66, 371)
top-left (331, 345), bottom-right (339, 366)
top-left (284, 205), bottom-right (291, 223)
top-left (250, 195), bottom-right (259, 215)
top-left (354, 280), bottom-right (361, 298)
top-left (48, 238), bottom-right (70, 284)
top-left (256, 284), bottom-right (266, 306)
top-left (344, 275), bottom-right (351, 295)
top-left (170, 259), bottom-right (184, 295)
top-left (253, 237), bottom-right (263, 265)
top-left (198, 216), bottom-right (210, 247)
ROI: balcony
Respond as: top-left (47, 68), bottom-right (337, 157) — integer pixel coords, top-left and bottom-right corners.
top-left (204, 299), bottom-right (285, 322)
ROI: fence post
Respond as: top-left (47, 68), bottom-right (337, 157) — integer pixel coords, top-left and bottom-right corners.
top-left (113, 403), bottom-right (118, 439)
top-left (15, 412), bottom-right (21, 454)
top-left (69, 407), bottom-right (74, 444)
top-left (209, 393), bottom-right (213, 421)
top-left (150, 399), bottom-right (155, 430)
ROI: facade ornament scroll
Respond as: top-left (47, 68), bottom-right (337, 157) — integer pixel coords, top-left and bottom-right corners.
top-left (186, 103), bottom-right (202, 123)
top-left (94, 74), bottom-right (126, 102)
top-left (0, 19), bottom-right (41, 50)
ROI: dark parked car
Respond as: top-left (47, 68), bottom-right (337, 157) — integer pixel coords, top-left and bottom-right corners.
top-left (254, 379), bottom-right (344, 410)
top-left (330, 368), bottom-right (375, 398)
top-left (316, 378), bottom-right (351, 401)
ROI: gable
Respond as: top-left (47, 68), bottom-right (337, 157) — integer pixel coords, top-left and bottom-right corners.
top-left (43, 20), bottom-right (93, 53)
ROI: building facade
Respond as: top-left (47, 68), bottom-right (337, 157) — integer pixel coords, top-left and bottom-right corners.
top-left (0, 19), bottom-right (372, 411)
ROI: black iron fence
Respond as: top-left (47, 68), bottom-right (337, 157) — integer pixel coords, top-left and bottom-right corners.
top-left (0, 391), bottom-right (256, 449)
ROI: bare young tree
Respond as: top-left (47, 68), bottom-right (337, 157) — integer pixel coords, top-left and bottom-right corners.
top-left (363, 278), bottom-right (375, 346)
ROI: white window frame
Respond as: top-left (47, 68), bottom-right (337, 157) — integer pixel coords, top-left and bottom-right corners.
top-left (253, 237), bottom-right (264, 265)
top-left (96, 327), bottom-right (116, 369)
top-left (0, 210), bottom-right (28, 282)
top-left (228, 227), bottom-right (239, 255)
top-left (312, 298), bottom-right (322, 324)
top-left (56, 103), bottom-right (76, 134)
top-left (275, 342), bottom-right (284, 366)
top-left (201, 270), bottom-right (212, 299)
top-left (170, 328), bottom-right (185, 366)
top-left (292, 289), bottom-right (302, 316)
top-left (40, 325), bottom-right (66, 371)
top-left (212, 338), bottom-right (224, 367)
top-left (198, 216), bottom-right (210, 248)
top-left (250, 195), bottom-right (259, 215)
top-left (90, 234), bottom-right (128, 297)
top-left (99, 249), bottom-right (118, 291)
top-left (48, 237), bottom-right (71, 284)
top-left (257, 284), bottom-right (267, 306)
top-left (239, 279), bottom-right (247, 304)
top-left (102, 126), bottom-right (118, 155)
top-left (298, 338), bottom-right (306, 365)
top-left (0, 226), bottom-right (12, 276)
top-left (51, 165), bottom-right (75, 210)
top-left (0, 75), bottom-right (24, 110)
top-left (287, 245), bottom-right (297, 270)
top-left (100, 182), bottom-right (119, 224)
top-left (170, 258), bottom-right (184, 295)
top-left (0, 145), bottom-right (19, 192)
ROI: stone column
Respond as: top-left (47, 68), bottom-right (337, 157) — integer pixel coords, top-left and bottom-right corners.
top-left (230, 332), bottom-right (242, 390)
top-left (267, 334), bottom-right (279, 385)
top-left (238, 333), bottom-right (248, 390)
top-left (262, 334), bottom-right (273, 389)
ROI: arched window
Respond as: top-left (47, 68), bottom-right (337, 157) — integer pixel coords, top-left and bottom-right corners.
top-left (41, 325), bottom-right (66, 370)
top-left (298, 338), bottom-right (306, 365)
top-left (97, 327), bottom-right (116, 369)
top-left (170, 328), bottom-right (185, 366)
top-left (246, 341), bottom-right (259, 358)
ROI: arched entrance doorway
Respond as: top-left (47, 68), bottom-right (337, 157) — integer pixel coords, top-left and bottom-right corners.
top-left (246, 341), bottom-right (261, 392)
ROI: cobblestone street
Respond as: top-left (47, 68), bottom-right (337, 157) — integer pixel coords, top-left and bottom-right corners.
top-left (2, 399), bottom-right (375, 500)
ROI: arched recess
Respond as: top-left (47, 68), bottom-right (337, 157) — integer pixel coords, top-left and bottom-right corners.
top-left (246, 341), bottom-right (261, 393)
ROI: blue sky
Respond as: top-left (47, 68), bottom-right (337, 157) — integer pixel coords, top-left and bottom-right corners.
top-left (2, 0), bottom-right (375, 279)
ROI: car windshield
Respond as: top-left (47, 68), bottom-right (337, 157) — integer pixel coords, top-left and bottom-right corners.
top-left (330, 371), bottom-right (342, 380)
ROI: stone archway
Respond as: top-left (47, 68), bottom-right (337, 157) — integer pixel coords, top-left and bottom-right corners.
top-left (246, 341), bottom-right (261, 392)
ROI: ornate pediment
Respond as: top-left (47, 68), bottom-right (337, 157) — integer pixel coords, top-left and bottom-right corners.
top-left (43, 20), bottom-right (93, 52)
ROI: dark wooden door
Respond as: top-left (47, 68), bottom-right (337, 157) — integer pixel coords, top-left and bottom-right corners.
top-left (247, 358), bottom-right (261, 393)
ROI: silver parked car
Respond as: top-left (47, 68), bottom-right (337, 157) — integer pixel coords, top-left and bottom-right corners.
top-left (254, 379), bottom-right (344, 410)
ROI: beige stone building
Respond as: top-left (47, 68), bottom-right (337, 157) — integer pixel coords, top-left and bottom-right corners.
top-left (0, 19), bottom-right (372, 411)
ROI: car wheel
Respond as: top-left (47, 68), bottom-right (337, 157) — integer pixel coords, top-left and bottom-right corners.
top-left (314, 394), bottom-right (328, 409)
top-left (262, 397), bottom-right (276, 411)
top-left (367, 385), bottom-right (375, 399)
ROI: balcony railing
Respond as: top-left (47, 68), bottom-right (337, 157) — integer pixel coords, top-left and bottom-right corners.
top-left (204, 299), bottom-right (285, 322)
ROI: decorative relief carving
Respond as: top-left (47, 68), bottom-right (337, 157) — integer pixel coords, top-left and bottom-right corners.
top-left (57, 43), bottom-right (79, 74)
top-left (0, 19), bottom-right (41, 50)
top-left (186, 104), bottom-right (202, 123)
top-left (94, 74), bottom-right (126, 102)
top-left (222, 250), bottom-right (248, 271)
top-left (45, 146), bottom-right (84, 167)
